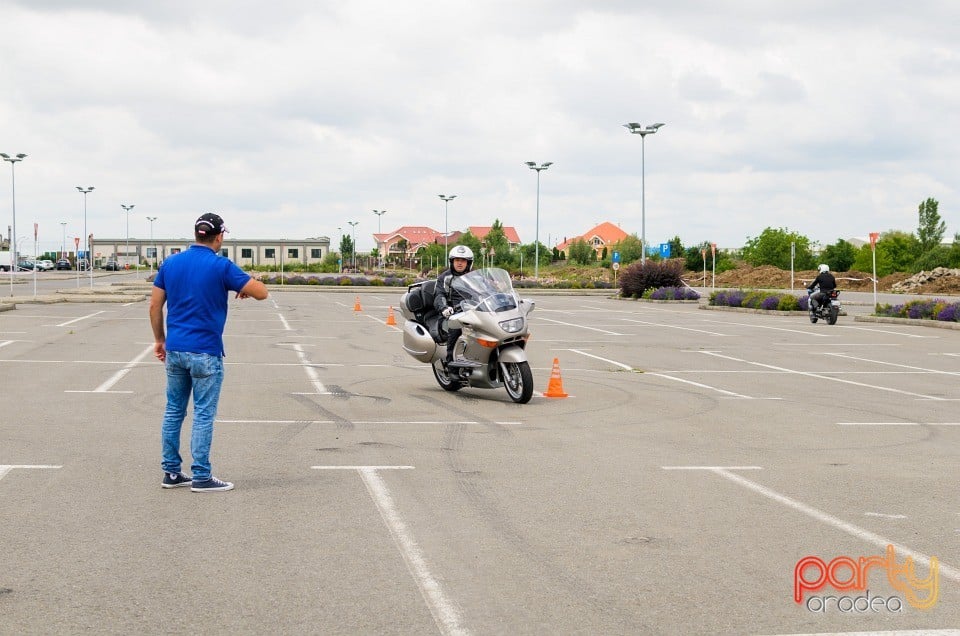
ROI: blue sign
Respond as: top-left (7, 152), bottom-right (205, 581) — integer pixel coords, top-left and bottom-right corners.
top-left (659, 243), bottom-right (671, 258)
top-left (611, 251), bottom-right (621, 264)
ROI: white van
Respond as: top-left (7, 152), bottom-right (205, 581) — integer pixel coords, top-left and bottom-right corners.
top-left (0, 251), bottom-right (14, 272)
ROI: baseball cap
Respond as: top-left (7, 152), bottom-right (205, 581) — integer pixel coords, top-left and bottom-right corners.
top-left (195, 212), bottom-right (227, 236)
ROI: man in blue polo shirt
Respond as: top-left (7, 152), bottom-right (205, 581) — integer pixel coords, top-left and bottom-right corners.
top-left (149, 212), bottom-right (268, 492)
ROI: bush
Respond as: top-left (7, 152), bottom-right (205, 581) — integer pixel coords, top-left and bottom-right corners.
top-left (709, 289), bottom-right (805, 311)
top-left (647, 286), bottom-right (700, 300)
top-left (619, 260), bottom-right (684, 298)
top-left (777, 295), bottom-right (800, 311)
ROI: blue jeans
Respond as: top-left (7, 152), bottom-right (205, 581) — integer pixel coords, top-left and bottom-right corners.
top-left (161, 351), bottom-right (224, 481)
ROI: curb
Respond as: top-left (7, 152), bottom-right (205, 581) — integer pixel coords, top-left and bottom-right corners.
top-left (854, 315), bottom-right (960, 330)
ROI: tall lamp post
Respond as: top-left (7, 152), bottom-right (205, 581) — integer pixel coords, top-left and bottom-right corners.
top-left (347, 220), bottom-right (359, 270)
top-left (623, 122), bottom-right (665, 264)
top-left (1, 153), bottom-right (26, 296)
top-left (525, 161), bottom-right (552, 279)
top-left (60, 222), bottom-right (67, 259)
top-left (337, 226), bottom-right (342, 273)
top-left (438, 194), bottom-right (456, 260)
top-left (75, 186), bottom-right (95, 288)
top-left (146, 216), bottom-right (157, 274)
top-left (121, 204), bottom-right (134, 272)
top-left (373, 209), bottom-right (386, 269)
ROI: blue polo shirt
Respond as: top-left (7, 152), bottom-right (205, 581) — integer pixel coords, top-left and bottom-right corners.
top-left (154, 244), bottom-right (251, 357)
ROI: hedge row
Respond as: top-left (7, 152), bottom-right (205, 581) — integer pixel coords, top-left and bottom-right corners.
top-left (709, 289), bottom-right (809, 311)
top-left (876, 299), bottom-right (960, 321)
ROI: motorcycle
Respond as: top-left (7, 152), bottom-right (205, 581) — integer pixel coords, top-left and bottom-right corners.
top-left (807, 288), bottom-right (841, 325)
top-left (400, 268), bottom-right (536, 403)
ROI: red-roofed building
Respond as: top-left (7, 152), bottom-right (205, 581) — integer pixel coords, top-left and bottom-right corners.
top-left (467, 226), bottom-right (522, 247)
top-left (373, 226), bottom-right (444, 262)
top-left (556, 222), bottom-right (630, 258)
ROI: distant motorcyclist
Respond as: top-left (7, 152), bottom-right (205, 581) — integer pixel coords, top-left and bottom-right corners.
top-left (807, 264), bottom-right (837, 313)
top-left (435, 245), bottom-right (474, 365)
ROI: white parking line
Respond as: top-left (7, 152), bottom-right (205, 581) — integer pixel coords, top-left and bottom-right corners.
top-left (664, 466), bottom-right (960, 583)
top-left (64, 344), bottom-right (153, 393)
top-left (647, 373), bottom-right (774, 399)
top-left (219, 419), bottom-right (521, 426)
top-left (702, 319), bottom-right (833, 337)
top-left (277, 313), bottom-right (292, 331)
top-left (838, 325), bottom-right (935, 338)
top-left (0, 465), bottom-right (62, 480)
top-left (312, 466), bottom-right (468, 636)
top-left (566, 348), bottom-right (633, 371)
top-left (55, 310), bottom-right (106, 327)
top-left (619, 318), bottom-right (729, 336)
top-left (289, 343), bottom-right (328, 394)
top-left (699, 351), bottom-right (951, 401)
top-left (825, 352), bottom-right (960, 376)
top-left (0, 340), bottom-right (16, 348)
top-left (536, 316), bottom-right (625, 335)
top-left (838, 422), bottom-right (960, 426)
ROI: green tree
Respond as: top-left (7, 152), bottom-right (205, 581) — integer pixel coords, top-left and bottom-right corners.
top-left (819, 239), bottom-right (857, 272)
top-left (666, 235), bottom-right (684, 260)
top-left (339, 235), bottom-right (354, 261)
top-left (395, 238), bottom-right (408, 267)
top-left (948, 233), bottom-right (960, 268)
top-left (609, 234), bottom-right (644, 264)
top-left (917, 197), bottom-right (945, 253)
top-left (457, 231), bottom-right (482, 258)
top-left (568, 238), bottom-right (594, 265)
top-left (740, 227), bottom-right (815, 270)
top-left (851, 230), bottom-right (920, 276)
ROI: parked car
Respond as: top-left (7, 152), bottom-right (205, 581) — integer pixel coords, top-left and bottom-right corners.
top-left (104, 260), bottom-right (121, 271)
top-left (55, 259), bottom-right (72, 270)
top-left (77, 259), bottom-right (90, 271)
top-left (17, 260), bottom-right (36, 271)
top-left (36, 260), bottom-right (55, 271)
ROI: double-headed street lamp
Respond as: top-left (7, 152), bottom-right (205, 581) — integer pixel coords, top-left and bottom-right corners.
top-left (60, 221), bottom-right (67, 259)
top-left (373, 209), bottom-right (386, 269)
top-left (146, 216), bottom-right (157, 274)
top-left (76, 186), bottom-right (95, 288)
top-left (347, 220), bottom-right (359, 270)
top-left (1, 152), bottom-right (26, 296)
top-left (438, 194), bottom-right (456, 260)
top-left (623, 122), bottom-right (665, 264)
top-left (121, 204), bottom-right (134, 271)
top-left (525, 161), bottom-right (552, 279)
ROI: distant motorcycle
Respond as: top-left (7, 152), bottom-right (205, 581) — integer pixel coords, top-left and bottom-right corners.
top-left (400, 268), bottom-right (536, 403)
top-left (808, 288), bottom-right (841, 325)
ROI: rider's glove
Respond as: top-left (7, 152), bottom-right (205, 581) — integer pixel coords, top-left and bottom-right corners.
top-left (442, 306), bottom-right (454, 318)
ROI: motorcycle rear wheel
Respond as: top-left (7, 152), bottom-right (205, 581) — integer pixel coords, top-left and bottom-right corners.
top-left (501, 361), bottom-right (533, 404)
top-left (432, 359), bottom-right (461, 392)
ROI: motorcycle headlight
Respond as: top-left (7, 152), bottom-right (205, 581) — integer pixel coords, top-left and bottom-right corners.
top-left (499, 317), bottom-right (524, 333)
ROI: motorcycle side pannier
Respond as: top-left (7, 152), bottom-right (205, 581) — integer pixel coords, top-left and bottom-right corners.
top-left (402, 320), bottom-right (437, 363)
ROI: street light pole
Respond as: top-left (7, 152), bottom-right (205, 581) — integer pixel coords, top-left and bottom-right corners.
top-left (438, 195), bottom-right (456, 260)
top-left (373, 209), bottom-right (386, 270)
top-left (623, 122), bottom-right (665, 265)
top-left (337, 226), bottom-right (342, 273)
top-left (525, 161), bottom-right (552, 279)
top-left (347, 220), bottom-right (359, 270)
top-left (121, 204), bottom-right (134, 273)
top-left (60, 222), bottom-right (67, 259)
top-left (146, 216), bottom-right (157, 274)
top-left (1, 153), bottom-right (26, 296)
top-left (75, 186), bottom-right (95, 288)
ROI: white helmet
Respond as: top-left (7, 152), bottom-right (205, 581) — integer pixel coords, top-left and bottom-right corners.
top-left (449, 245), bottom-right (474, 272)
top-left (818, 264), bottom-right (830, 273)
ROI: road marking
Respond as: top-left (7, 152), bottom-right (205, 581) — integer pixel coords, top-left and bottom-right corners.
top-left (825, 352), bottom-right (960, 376)
top-left (0, 340), bottom-right (16, 349)
top-left (699, 351), bottom-right (950, 401)
top-left (760, 630), bottom-right (960, 635)
top-left (0, 465), bottom-right (62, 480)
top-left (535, 316), bottom-right (625, 335)
top-left (619, 318), bottom-right (729, 336)
top-left (277, 313), bottom-right (292, 331)
top-left (219, 419), bottom-right (520, 426)
top-left (647, 373), bottom-right (775, 399)
top-left (665, 466), bottom-right (960, 583)
top-left (55, 311), bottom-right (106, 327)
top-left (312, 466), bottom-right (468, 636)
top-left (566, 348), bottom-right (634, 371)
top-left (364, 313), bottom-right (402, 332)
top-left (838, 325), bottom-right (935, 338)
top-left (288, 343), bottom-right (328, 394)
top-left (702, 319), bottom-right (833, 337)
top-left (64, 344), bottom-right (154, 393)
top-left (865, 512), bottom-right (907, 519)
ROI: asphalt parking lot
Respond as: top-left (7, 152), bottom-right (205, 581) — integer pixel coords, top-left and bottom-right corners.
top-left (1, 288), bottom-right (959, 635)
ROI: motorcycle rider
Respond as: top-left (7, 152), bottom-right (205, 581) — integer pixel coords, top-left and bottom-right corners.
top-left (807, 263), bottom-right (837, 314)
top-left (435, 245), bottom-right (474, 366)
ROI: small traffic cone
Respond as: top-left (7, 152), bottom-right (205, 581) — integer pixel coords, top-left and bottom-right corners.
top-left (386, 306), bottom-right (397, 326)
top-left (543, 357), bottom-right (569, 398)
top-left (354, 296), bottom-right (362, 312)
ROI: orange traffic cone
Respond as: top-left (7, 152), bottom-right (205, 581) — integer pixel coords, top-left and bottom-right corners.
top-left (543, 357), bottom-right (569, 398)
top-left (386, 306), bottom-right (397, 326)
top-left (354, 296), bottom-right (362, 312)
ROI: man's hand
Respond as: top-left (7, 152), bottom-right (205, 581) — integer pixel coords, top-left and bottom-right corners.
top-left (442, 306), bottom-right (454, 318)
top-left (154, 341), bottom-right (166, 362)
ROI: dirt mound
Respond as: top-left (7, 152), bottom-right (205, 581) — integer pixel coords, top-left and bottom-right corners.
top-left (683, 264), bottom-right (948, 294)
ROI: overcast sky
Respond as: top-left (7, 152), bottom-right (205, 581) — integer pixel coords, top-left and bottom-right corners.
top-left (1, 0), bottom-right (958, 255)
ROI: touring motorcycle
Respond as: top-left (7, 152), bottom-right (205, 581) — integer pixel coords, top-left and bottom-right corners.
top-left (808, 288), bottom-right (841, 325)
top-left (400, 268), bottom-right (536, 403)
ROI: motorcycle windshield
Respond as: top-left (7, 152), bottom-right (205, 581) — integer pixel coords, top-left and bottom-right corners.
top-left (451, 268), bottom-right (519, 313)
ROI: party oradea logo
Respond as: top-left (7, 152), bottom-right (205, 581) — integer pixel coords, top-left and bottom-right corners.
top-left (794, 545), bottom-right (939, 613)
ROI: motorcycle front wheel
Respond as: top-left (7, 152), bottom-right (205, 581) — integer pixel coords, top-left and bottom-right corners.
top-left (432, 359), bottom-right (461, 392)
top-left (828, 307), bottom-right (839, 325)
top-left (501, 361), bottom-right (533, 404)
top-left (809, 309), bottom-right (818, 324)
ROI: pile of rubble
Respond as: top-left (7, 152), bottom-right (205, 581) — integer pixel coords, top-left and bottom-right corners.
top-left (890, 267), bottom-right (960, 293)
